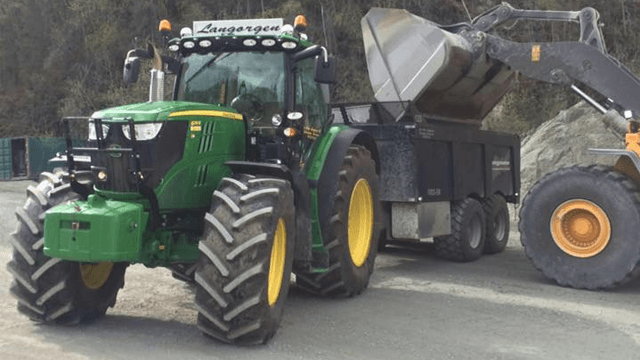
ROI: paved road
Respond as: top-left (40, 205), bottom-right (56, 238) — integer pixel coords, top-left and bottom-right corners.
top-left (1, 180), bottom-right (639, 359)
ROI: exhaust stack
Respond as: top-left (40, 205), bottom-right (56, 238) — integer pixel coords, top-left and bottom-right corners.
top-left (149, 69), bottom-right (164, 102)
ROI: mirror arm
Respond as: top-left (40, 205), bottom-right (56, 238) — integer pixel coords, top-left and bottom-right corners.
top-left (292, 45), bottom-right (322, 62)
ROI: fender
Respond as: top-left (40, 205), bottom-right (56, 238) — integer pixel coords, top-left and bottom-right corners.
top-left (304, 125), bottom-right (379, 269)
top-left (588, 148), bottom-right (640, 184)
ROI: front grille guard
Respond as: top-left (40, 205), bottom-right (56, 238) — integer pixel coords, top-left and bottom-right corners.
top-left (62, 116), bottom-right (161, 230)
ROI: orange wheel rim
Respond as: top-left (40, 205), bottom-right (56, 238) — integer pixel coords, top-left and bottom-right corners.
top-left (550, 199), bottom-right (611, 258)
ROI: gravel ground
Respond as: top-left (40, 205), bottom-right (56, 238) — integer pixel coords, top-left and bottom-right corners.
top-left (1, 180), bottom-right (640, 360)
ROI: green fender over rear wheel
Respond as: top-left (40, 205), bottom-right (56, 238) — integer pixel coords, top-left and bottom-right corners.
top-left (297, 145), bottom-right (380, 296)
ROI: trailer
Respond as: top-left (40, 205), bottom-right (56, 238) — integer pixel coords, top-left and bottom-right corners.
top-left (333, 102), bottom-right (519, 260)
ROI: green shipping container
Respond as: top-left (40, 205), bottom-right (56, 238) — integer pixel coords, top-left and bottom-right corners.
top-left (0, 137), bottom-right (85, 180)
top-left (0, 138), bottom-right (11, 180)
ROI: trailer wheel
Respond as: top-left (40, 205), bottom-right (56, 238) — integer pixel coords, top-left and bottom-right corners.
top-left (434, 198), bottom-right (486, 262)
top-left (519, 165), bottom-right (640, 289)
top-left (6, 171), bottom-right (127, 325)
top-left (482, 194), bottom-right (510, 254)
top-left (297, 145), bottom-right (380, 296)
top-left (195, 175), bottom-right (295, 345)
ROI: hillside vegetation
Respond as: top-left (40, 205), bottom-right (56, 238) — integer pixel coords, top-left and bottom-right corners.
top-left (0, 0), bottom-right (638, 137)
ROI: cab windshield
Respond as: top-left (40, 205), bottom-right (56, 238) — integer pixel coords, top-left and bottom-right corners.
top-left (176, 52), bottom-right (285, 124)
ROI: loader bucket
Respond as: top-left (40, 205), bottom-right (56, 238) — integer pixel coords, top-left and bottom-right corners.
top-left (361, 8), bottom-right (516, 121)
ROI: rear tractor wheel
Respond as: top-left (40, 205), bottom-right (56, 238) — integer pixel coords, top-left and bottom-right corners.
top-left (296, 145), bottom-right (380, 296)
top-left (6, 171), bottom-right (127, 324)
top-left (434, 198), bottom-right (486, 262)
top-left (194, 175), bottom-right (295, 345)
top-left (519, 165), bottom-right (640, 289)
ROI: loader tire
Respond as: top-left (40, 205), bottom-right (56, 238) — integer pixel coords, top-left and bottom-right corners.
top-left (519, 165), bottom-right (640, 290)
top-left (296, 145), bottom-right (380, 296)
top-left (482, 194), bottom-right (510, 254)
top-left (6, 171), bottom-right (127, 325)
top-left (195, 175), bottom-right (295, 345)
top-left (434, 198), bottom-right (486, 262)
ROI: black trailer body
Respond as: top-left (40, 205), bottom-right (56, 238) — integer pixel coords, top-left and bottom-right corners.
top-left (333, 102), bottom-right (520, 242)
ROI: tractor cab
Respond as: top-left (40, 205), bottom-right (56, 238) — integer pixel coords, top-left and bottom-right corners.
top-left (124, 16), bottom-right (336, 166)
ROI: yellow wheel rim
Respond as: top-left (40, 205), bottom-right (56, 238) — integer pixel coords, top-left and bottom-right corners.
top-left (550, 199), bottom-right (611, 258)
top-left (79, 262), bottom-right (114, 290)
top-left (348, 178), bottom-right (374, 267)
top-left (268, 218), bottom-right (286, 307)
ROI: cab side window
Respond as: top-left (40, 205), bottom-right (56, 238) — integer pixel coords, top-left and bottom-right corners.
top-left (296, 59), bottom-right (328, 128)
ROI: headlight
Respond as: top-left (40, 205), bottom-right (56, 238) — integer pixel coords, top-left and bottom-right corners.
top-left (122, 123), bottom-right (164, 141)
top-left (271, 114), bottom-right (283, 126)
top-left (281, 41), bottom-right (297, 49)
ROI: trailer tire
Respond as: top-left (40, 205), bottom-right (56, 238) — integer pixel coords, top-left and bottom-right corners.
top-left (519, 165), bottom-right (640, 289)
top-left (195, 175), bottom-right (295, 345)
top-left (6, 171), bottom-right (127, 325)
top-left (434, 198), bottom-right (486, 262)
top-left (482, 194), bottom-right (510, 254)
top-left (296, 145), bottom-right (380, 296)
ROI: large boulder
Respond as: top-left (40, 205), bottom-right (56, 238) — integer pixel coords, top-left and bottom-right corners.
top-left (520, 101), bottom-right (625, 199)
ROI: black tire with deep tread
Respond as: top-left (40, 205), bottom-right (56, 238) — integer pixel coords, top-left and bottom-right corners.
top-left (6, 171), bottom-right (127, 324)
top-left (296, 145), bottom-right (380, 297)
top-left (519, 165), bottom-right (640, 290)
top-left (434, 198), bottom-right (486, 262)
top-left (482, 194), bottom-right (510, 254)
top-left (194, 175), bottom-right (295, 345)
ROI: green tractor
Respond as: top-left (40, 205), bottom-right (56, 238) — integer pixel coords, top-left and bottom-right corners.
top-left (6, 16), bottom-right (381, 345)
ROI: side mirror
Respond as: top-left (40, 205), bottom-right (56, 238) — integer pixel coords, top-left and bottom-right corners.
top-left (123, 52), bottom-right (141, 85)
top-left (314, 55), bottom-right (337, 84)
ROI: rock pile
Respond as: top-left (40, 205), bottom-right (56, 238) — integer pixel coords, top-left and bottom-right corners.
top-left (519, 101), bottom-right (624, 199)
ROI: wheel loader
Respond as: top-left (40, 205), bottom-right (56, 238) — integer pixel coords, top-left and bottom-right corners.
top-left (5, 6), bottom-right (524, 345)
top-left (410, 2), bottom-right (640, 290)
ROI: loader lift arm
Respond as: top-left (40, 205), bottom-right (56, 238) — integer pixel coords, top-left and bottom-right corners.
top-left (463, 2), bottom-right (606, 52)
top-left (456, 2), bottom-right (640, 130)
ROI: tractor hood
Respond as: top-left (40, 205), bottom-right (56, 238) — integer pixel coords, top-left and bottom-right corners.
top-left (91, 101), bottom-right (241, 122)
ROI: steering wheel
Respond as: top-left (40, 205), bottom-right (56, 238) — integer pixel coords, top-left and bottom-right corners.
top-left (230, 93), bottom-right (265, 122)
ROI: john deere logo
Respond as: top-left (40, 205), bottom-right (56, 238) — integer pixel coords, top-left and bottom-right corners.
top-left (108, 144), bottom-right (122, 158)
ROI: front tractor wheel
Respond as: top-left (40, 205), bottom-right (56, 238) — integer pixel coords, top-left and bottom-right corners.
top-left (6, 171), bottom-right (127, 325)
top-left (297, 145), bottom-right (380, 296)
top-left (519, 165), bottom-right (640, 289)
top-left (194, 175), bottom-right (295, 345)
